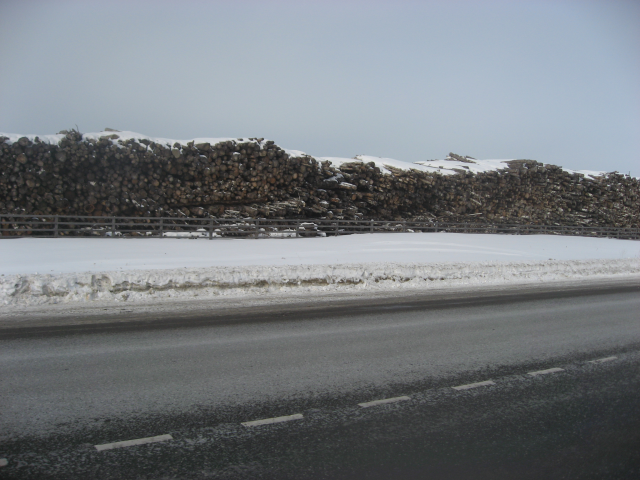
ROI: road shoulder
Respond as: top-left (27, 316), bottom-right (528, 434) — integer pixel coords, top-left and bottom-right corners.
top-left (1, 276), bottom-right (638, 336)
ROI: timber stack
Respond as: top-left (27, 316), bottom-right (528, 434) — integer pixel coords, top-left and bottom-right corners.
top-left (0, 129), bottom-right (638, 227)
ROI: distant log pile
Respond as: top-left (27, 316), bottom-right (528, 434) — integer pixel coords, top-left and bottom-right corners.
top-left (1, 130), bottom-right (638, 227)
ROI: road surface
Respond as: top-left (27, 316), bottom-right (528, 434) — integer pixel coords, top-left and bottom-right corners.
top-left (0, 281), bottom-right (639, 479)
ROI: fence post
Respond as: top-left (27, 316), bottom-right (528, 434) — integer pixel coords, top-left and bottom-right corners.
top-left (159, 217), bottom-right (164, 238)
top-left (295, 220), bottom-right (300, 238)
top-left (209, 217), bottom-right (214, 240)
top-left (54, 215), bottom-right (59, 237)
top-left (111, 217), bottom-right (116, 237)
top-left (370, 218), bottom-right (374, 233)
top-left (255, 218), bottom-right (260, 239)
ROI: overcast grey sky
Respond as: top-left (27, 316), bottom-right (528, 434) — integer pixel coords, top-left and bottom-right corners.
top-left (1, 0), bottom-right (638, 175)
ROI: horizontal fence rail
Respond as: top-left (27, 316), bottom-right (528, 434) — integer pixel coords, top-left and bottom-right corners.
top-left (0, 214), bottom-right (638, 240)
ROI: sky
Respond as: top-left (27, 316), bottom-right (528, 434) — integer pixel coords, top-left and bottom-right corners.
top-left (1, 0), bottom-right (638, 176)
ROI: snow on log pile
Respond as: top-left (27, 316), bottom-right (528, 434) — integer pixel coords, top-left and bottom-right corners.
top-left (0, 129), bottom-right (638, 227)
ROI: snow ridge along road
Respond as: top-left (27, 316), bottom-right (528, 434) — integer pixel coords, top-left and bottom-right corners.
top-left (1, 233), bottom-right (638, 308)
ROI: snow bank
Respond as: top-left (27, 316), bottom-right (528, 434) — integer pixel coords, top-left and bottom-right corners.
top-left (1, 259), bottom-right (638, 307)
top-left (0, 233), bottom-right (638, 307)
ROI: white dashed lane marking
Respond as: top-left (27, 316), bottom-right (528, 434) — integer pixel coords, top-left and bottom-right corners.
top-left (95, 434), bottom-right (173, 451)
top-left (242, 413), bottom-right (304, 427)
top-left (589, 356), bottom-right (617, 364)
top-left (358, 396), bottom-right (411, 408)
top-left (528, 367), bottom-right (564, 376)
top-left (452, 380), bottom-right (495, 391)
top-left (0, 458), bottom-right (7, 467)
top-left (76, 354), bottom-right (629, 449)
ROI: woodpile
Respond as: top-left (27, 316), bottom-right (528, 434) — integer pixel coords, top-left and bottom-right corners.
top-left (1, 130), bottom-right (638, 227)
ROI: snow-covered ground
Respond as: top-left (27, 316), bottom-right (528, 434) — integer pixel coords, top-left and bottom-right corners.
top-left (1, 233), bottom-right (638, 307)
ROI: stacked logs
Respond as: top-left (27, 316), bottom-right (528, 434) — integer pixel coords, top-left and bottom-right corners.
top-left (0, 130), bottom-right (638, 227)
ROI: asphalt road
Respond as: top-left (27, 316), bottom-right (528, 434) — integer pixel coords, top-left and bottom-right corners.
top-left (1, 282), bottom-right (639, 479)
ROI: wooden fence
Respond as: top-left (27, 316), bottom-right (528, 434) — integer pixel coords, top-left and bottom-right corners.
top-left (1, 214), bottom-right (638, 240)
